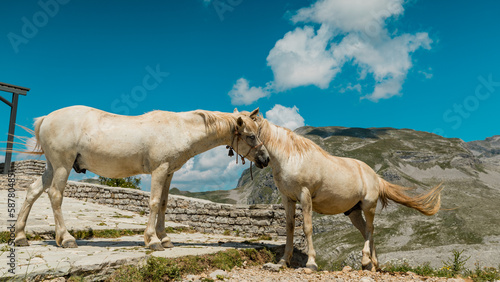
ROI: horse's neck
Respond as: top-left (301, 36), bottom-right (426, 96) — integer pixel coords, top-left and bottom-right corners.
top-left (182, 112), bottom-right (232, 158)
top-left (260, 120), bottom-right (295, 167)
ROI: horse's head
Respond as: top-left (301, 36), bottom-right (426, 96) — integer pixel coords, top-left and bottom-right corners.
top-left (230, 108), bottom-right (270, 169)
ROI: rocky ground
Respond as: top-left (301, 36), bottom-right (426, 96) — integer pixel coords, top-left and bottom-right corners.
top-left (180, 265), bottom-right (471, 282)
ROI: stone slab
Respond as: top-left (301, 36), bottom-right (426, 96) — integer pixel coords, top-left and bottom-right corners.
top-left (0, 190), bottom-right (283, 281)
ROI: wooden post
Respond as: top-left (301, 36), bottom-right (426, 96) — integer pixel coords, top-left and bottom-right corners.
top-left (4, 93), bottom-right (19, 174)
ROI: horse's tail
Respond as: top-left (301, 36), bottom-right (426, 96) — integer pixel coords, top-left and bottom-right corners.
top-left (7, 117), bottom-right (46, 155)
top-left (31, 116), bottom-right (45, 155)
top-left (378, 178), bottom-right (443, 216)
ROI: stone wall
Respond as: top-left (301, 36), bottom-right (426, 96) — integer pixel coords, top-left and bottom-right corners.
top-left (0, 160), bottom-right (46, 189)
top-left (1, 160), bottom-right (304, 241)
top-left (63, 182), bottom-right (303, 240)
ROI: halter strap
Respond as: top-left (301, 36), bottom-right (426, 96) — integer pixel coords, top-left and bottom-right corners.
top-left (226, 128), bottom-right (262, 180)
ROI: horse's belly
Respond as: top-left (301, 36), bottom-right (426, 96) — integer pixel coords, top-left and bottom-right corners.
top-left (78, 155), bottom-right (145, 178)
top-left (311, 192), bottom-right (362, 215)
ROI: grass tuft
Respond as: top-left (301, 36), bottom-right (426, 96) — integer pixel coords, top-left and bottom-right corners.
top-left (107, 247), bottom-right (275, 281)
top-left (382, 249), bottom-right (500, 281)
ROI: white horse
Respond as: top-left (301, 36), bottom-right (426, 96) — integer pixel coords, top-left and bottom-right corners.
top-left (247, 113), bottom-right (442, 271)
top-left (15, 106), bottom-right (269, 251)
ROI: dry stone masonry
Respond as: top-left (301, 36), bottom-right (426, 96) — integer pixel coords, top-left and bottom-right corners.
top-left (1, 160), bottom-right (304, 241)
top-left (0, 159), bottom-right (45, 189)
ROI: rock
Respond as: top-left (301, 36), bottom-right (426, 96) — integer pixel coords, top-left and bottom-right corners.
top-left (45, 278), bottom-right (66, 282)
top-left (209, 269), bottom-right (227, 279)
top-left (262, 262), bottom-right (283, 272)
top-left (184, 274), bottom-right (198, 281)
top-left (342, 265), bottom-right (352, 272)
top-left (302, 267), bottom-right (313, 274)
top-left (359, 277), bottom-right (375, 282)
top-left (295, 267), bottom-right (313, 274)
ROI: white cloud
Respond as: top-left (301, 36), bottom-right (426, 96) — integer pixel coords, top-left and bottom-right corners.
top-left (340, 83), bottom-right (362, 93)
top-left (171, 146), bottom-right (246, 192)
top-left (0, 154), bottom-right (5, 163)
top-left (419, 67), bottom-right (433, 79)
top-left (335, 31), bottom-right (432, 100)
top-left (292, 0), bottom-right (404, 33)
top-left (230, 0), bottom-right (432, 103)
top-left (138, 174), bottom-right (152, 191)
top-left (267, 25), bottom-right (341, 91)
top-left (265, 104), bottom-right (305, 131)
top-left (228, 78), bottom-right (271, 105)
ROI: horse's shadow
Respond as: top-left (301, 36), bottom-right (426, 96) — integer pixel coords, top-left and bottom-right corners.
top-left (42, 239), bottom-right (281, 249)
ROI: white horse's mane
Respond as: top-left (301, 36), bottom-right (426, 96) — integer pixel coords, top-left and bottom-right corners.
top-left (194, 110), bottom-right (236, 137)
top-left (257, 117), bottom-right (330, 158)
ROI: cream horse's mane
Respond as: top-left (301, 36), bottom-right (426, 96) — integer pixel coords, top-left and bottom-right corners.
top-left (194, 110), bottom-right (237, 137)
top-left (257, 116), bottom-right (330, 159)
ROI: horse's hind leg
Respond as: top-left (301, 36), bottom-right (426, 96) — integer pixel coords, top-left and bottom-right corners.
top-left (348, 210), bottom-right (371, 268)
top-left (353, 204), bottom-right (378, 271)
top-left (156, 173), bottom-right (174, 248)
top-left (144, 163), bottom-right (170, 251)
top-left (15, 161), bottom-right (54, 246)
top-left (48, 164), bottom-right (77, 248)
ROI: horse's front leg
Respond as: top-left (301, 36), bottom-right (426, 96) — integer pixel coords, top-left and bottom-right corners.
top-left (155, 173), bottom-right (174, 248)
top-left (300, 187), bottom-right (317, 271)
top-left (144, 163), bottom-right (170, 251)
top-left (278, 195), bottom-right (296, 267)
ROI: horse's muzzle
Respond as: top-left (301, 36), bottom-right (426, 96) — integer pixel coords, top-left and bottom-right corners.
top-left (255, 156), bottom-right (270, 168)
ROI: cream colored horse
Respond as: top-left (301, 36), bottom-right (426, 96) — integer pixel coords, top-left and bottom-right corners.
top-left (15, 106), bottom-right (269, 251)
top-left (249, 114), bottom-right (442, 271)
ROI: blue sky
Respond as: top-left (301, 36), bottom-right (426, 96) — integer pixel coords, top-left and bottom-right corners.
top-left (1, 0), bottom-right (499, 191)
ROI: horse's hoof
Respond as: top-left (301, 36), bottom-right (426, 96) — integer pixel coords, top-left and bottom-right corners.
top-left (362, 262), bottom-right (376, 271)
top-left (306, 263), bottom-right (318, 271)
top-left (14, 238), bottom-right (29, 247)
top-left (162, 239), bottom-right (174, 248)
top-left (148, 242), bottom-right (165, 251)
top-left (277, 259), bottom-right (288, 267)
top-left (62, 240), bottom-right (78, 248)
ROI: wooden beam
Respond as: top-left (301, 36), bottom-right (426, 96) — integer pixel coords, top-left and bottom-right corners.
top-left (0, 82), bottom-right (30, 95)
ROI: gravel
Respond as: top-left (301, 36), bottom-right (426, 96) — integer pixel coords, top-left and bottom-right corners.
top-left (181, 266), bottom-right (468, 282)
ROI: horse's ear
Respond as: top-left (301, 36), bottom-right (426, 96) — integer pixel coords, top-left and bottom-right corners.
top-left (233, 108), bottom-right (239, 113)
top-left (249, 108), bottom-right (259, 120)
top-left (236, 116), bottom-right (245, 129)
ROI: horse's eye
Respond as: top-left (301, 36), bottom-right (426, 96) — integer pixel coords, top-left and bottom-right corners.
top-left (248, 135), bottom-right (256, 140)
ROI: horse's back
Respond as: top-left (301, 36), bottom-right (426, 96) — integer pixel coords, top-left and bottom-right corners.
top-left (37, 106), bottom-right (153, 172)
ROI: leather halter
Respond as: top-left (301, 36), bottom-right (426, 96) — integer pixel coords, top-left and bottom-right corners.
top-left (226, 128), bottom-right (263, 180)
